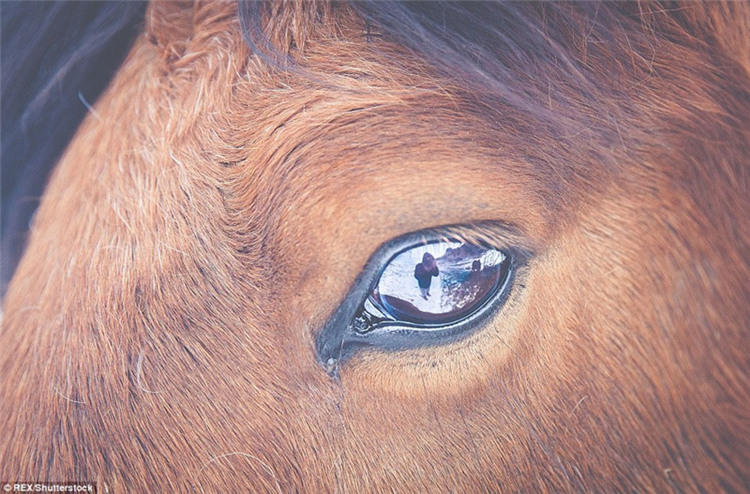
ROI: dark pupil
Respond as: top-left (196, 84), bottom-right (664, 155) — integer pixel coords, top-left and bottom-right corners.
top-left (363, 242), bottom-right (508, 328)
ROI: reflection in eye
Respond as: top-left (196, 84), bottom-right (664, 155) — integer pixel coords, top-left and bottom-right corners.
top-left (352, 241), bottom-right (510, 333)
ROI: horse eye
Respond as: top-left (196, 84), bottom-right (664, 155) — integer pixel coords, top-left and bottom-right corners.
top-left (316, 228), bottom-right (522, 370)
top-left (352, 241), bottom-right (510, 333)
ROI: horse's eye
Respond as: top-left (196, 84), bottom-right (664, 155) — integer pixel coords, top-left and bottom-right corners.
top-left (352, 241), bottom-right (510, 333)
top-left (316, 228), bottom-right (520, 371)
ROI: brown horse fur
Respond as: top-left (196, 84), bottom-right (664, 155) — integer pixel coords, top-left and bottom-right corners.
top-left (1, 1), bottom-right (749, 491)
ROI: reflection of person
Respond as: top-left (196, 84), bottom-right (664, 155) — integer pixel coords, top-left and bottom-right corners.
top-left (472, 259), bottom-right (481, 272)
top-left (414, 252), bottom-right (439, 300)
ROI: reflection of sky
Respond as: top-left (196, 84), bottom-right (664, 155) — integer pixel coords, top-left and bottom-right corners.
top-left (399, 241), bottom-right (460, 267)
top-left (378, 242), bottom-right (505, 315)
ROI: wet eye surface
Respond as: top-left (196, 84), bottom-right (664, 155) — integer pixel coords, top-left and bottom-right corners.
top-left (316, 224), bottom-right (528, 372)
top-left (354, 242), bottom-right (509, 332)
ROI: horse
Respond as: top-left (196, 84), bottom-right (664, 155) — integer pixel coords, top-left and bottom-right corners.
top-left (1, 1), bottom-right (748, 492)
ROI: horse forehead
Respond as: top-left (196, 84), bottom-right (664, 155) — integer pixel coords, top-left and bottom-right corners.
top-left (220, 99), bottom-right (546, 249)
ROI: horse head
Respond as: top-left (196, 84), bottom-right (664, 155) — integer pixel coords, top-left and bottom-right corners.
top-left (2, 1), bottom-right (748, 491)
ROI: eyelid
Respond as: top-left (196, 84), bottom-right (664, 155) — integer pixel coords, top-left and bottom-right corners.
top-left (315, 221), bottom-right (533, 373)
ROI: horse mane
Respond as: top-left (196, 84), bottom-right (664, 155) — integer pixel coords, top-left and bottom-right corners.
top-left (240, 1), bottom-right (750, 122)
top-left (0, 1), bottom-right (146, 294)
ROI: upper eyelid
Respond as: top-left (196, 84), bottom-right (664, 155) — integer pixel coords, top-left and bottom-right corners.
top-left (431, 221), bottom-right (535, 258)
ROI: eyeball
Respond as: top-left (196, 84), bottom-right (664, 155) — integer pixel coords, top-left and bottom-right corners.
top-left (352, 240), bottom-right (510, 333)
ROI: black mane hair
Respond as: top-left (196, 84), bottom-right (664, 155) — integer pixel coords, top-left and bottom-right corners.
top-left (1, 1), bottom-right (146, 294)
